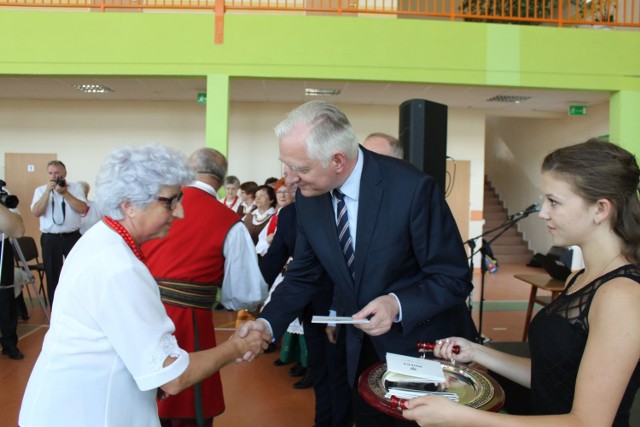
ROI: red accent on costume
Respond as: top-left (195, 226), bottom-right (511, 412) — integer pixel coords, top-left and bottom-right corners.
top-left (142, 186), bottom-right (240, 420)
top-left (266, 213), bottom-right (278, 235)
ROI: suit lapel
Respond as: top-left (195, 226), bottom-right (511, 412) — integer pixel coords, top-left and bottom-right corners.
top-left (354, 150), bottom-right (383, 289)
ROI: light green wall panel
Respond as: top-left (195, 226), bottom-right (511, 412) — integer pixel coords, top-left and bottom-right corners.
top-left (1, 11), bottom-right (639, 148)
top-left (2, 11), bottom-right (638, 94)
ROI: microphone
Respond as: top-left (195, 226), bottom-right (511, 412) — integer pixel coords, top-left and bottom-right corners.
top-left (509, 203), bottom-right (540, 219)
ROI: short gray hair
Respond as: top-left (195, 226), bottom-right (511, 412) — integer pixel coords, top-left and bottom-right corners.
top-left (190, 147), bottom-right (227, 182)
top-left (274, 101), bottom-right (357, 167)
top-left (224, 175), bottom-right (240, 186)
top-left (95, 144), bottom-right (194, 220)
top-left (365, 132), bottom-right (404, 159)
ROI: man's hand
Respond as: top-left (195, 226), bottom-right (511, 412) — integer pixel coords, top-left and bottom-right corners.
top-left (325, 325), bottom-right (337, 344)
top-left (352, 295), bottom-right (399, 336)
top-left (55, 182), bottom-right (68, 195)
top-left (235, 319), bottom-right (272, 362)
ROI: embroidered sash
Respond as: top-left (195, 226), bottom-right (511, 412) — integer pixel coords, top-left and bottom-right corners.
top-left (156, 278), bottom-right (220, 310)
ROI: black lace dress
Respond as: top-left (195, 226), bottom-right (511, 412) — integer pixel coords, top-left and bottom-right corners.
top-left (528, 264), bottom-right (640, 426)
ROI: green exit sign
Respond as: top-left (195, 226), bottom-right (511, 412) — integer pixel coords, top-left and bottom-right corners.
top-left (197, 93), bottom-right (207, 104)
top-left (568, 105), bottom-right (587, 116)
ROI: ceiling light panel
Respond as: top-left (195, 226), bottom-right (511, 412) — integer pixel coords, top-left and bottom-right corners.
top-left (486, 95), bottom-right (531, 103)
top-left (305, 88), bottom-right (341, 96)
top-left (72, 84), bottom-right (113, 93)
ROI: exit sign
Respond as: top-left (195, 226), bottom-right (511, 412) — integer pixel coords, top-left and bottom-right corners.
top-left (568, 105), bottom-right (587, 116)
top-left (197, 93), bottom-right (207, 104)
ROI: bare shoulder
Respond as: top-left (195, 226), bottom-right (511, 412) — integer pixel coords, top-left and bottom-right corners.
top-left (591, 275), bottom-right (640, 319)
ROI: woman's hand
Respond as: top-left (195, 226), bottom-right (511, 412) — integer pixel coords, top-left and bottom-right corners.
top-left (229, 328), bottom-right (268, 362)
top-left (433, 337), bottom-right (475, 364)
top-left (402, 395), bottom-right (462, 426)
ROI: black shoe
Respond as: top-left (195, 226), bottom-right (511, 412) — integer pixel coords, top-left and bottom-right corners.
top-left (289, 365), bottom-right (307, 377)
top-left (293, 370), bottom-right (314, 389)
top-left (2, 347), bottom-right (24, 360)
top-left (273, 358), bottom-right (288, 366)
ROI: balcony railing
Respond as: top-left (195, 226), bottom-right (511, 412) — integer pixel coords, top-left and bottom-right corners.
top-left (1, 0), bottom-right (637, 43)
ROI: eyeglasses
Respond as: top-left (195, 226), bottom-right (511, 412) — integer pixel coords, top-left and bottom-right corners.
top-left (157, 191), bottom-right (184, 210)
top-left (276, 190), bottom-right (289, 195)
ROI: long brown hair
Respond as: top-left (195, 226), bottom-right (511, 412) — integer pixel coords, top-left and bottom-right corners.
top-left (542, 139), bottom-right (640, 265)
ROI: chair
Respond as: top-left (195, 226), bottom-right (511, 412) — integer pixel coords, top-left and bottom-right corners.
top-left (12, 236), bottom-right (47, 304)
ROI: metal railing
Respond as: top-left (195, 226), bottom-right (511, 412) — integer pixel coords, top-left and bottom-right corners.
top-left (1, 0), bottom-right (637, 41)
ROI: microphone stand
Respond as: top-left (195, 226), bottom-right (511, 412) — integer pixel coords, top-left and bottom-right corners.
top-left (464, 212), bottom-right (533, 344)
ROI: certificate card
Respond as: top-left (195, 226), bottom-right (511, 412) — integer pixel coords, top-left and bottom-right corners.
top-left (385, 352), bottom-right (446, 383)
top-left (311, 315), bottom-right (370, 324)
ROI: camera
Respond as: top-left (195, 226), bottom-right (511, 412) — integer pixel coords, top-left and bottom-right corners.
top-left (0, 180), bottom-right (19, 209)
top-left (55, 177), bottom-right (66, 188)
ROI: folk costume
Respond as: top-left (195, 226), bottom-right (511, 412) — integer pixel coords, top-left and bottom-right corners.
top-left (243, 207), bottom-right (275, 246)
top-left (143, 182), bottom-right (264, 425)
top-left (219, 194), bottom-right (241, 214)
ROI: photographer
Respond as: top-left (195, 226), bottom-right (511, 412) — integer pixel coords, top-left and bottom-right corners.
top-left (1, 183), bottom-right (25, 360)
top-left (31, 160), bottom-right (87, 306)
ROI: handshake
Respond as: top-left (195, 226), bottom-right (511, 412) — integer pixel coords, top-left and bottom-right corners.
top-left (229, 318), bottom-right (273, 363)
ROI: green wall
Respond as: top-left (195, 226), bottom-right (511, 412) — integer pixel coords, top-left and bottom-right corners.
top-left (1, 10), bottom-right (639, 150)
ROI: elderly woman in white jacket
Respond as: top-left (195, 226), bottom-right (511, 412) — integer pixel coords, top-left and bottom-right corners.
top-left (19, 144), bottom-right (265, 427)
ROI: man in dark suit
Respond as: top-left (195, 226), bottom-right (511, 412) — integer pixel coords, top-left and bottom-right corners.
top-left (260, 201), bottom-right (353, 427)
top-left (240, 101), bottom-right (475, 426)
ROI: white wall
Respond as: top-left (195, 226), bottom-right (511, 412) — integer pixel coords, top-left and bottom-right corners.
top-left (485, 102), bottom-right (609, 254)
top-left (0, 99), bottom-right (206, 192)
top-left (230, 102), bottom-right (486, 214)
top-left (2, 100), bottom-right (486, 223)
top-left (5, 96), bottom-right (618, 257)
top-left (3, 97), bottom-right (614, 256)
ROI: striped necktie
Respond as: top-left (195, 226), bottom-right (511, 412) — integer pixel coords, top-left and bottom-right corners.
top-left (332, 189), bottom-right (355, 280)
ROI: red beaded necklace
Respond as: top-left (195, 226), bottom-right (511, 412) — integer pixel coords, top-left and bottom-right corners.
top-left (103, 216), bottom-right (146, 262)
top-left (224, 196), bottom-right (239, 209)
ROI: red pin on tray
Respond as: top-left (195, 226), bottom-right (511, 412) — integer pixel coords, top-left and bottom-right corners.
top-left (416, 341), bottom-right (461, 354)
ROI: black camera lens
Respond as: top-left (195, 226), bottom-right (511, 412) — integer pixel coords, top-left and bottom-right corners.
top-left (0, 179), bottom-right (19, 208)
top-left (55, 178), bottom-right (66, 187)
top-left (0, 193), bottom-right (19, 209)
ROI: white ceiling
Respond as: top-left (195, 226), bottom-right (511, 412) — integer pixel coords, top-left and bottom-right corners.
top-left (0, 76), bottom-right (611, 117)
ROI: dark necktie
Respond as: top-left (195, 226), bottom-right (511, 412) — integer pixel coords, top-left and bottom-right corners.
top-left (332, 189), bottom-right (355, 280)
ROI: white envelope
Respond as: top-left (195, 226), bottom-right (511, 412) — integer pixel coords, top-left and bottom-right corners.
top-left (385, 352), bottom-right (446, 383)
top-left (311, 315), bottom-right (370, 324)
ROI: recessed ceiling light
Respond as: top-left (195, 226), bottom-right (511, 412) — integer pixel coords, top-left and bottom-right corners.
top-left (486, 95), bottom-right (531, 103)
top-left (305, 88), bottom-right (341, 96)
top-left (72, 84), bottom-right (114, 93)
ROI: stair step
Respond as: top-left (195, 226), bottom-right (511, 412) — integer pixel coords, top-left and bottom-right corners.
top-left (489, 236), bottom-right (524, 245)
top-left (483, 205), bottom-right (504, 213)
top-left (489, 244), bottom-right (532, 254)
top-left (483, 226), bottom-right (521, 238)
top-left (483, 176), bottom-right (533, 264)
top-left (484, 212), bottom-right (508, 221)
top-left (493, 253), bottom-right (532, 265)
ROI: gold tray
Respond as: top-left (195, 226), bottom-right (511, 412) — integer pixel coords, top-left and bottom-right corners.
top-left (358, 361), bottom-right (504, 419)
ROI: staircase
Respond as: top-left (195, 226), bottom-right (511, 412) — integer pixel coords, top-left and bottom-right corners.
top-left (482, 178), bottom-right (533, 265)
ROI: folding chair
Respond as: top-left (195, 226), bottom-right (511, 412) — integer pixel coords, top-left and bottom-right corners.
top-left (13, 236), bottom-right (47, 305)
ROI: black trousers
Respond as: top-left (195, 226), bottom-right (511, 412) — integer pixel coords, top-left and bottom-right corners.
top-left (304, 318), bottom-right (353, 427)
top-left (41, 231), bottom-right (81, 306)
top-left (0, 239), bottom-right (19, 351)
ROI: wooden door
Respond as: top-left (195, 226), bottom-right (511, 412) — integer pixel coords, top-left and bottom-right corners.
top-left (4, 153), bottom-right (56, 247)
top-left (445, 159), bottom-right (470, 243)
